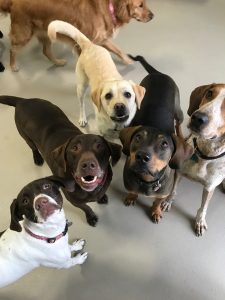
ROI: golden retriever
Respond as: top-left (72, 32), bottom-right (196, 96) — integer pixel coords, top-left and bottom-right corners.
top-left (0, 0), bottom-right (154, 71)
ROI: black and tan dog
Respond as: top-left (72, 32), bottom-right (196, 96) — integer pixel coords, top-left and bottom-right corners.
top-left (0, 96), bottom-right (122, 226)
top-left (120, 56), bottom-right (193, 222)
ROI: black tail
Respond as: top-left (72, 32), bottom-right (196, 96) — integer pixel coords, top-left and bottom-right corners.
top-left (0, 95), bottom-right (25, 107)
top-left (128, 54), bottom-right (159, 74)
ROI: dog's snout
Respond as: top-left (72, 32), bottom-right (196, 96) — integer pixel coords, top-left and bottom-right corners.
top-left (35, 197), bottom-right (49, 211)
top-left (81, 160), bottom-right (97, 170)
top-left (114, 103), bottom-right (126, 116)
top-left (191, 111), bottom-right (209, 130)
top-left (135, 151), bottom-right (151, 164)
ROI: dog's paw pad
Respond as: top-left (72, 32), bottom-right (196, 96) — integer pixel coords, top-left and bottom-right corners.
top-left (76, 252), bottom-right (88, 264)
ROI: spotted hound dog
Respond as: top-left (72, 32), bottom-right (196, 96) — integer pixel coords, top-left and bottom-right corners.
top-left (162, 83), bottom-right (225, 236)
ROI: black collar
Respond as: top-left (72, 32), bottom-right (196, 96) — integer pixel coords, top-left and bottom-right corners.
top-left (193, 137), bottom-right (225, 160)
top-left (137, 168), bottom-right (167, 192)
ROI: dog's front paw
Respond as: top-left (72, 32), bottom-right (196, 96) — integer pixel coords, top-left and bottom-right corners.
top-left (54, 58), bottom-right (67, 66)
top-left (71, 239), bottom-right (86, 251)
top-left (124, 194), bottom-right (137, 206)
top-left (151, 209), bottom-right (163, 224)
top-left (87, 214), bottom-right (98, 226)
top-left (98, 194), bottom-right (108, 204)
top-left (195, 218), bottom-right (208, 237)
top-left (79, 117), bottom-right (88, 127)
top-left (161, 200), bottom-right (173, 212)
top-left (75, 252), bottom-right (88, 265)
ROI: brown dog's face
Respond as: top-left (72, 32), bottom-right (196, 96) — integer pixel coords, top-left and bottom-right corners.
top-left (188, 83), bottom-right (225, 139)
top-left (126, 127), bottom-right (174, 182)
top-left (53, 134), bottom-right (122, 192)
top-left (130, 0), bottom-right (154, 22)
top-left (10, 176), bottom-right (74, 232)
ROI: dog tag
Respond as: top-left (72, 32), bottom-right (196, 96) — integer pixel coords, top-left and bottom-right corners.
top-left (152, 181), bottom-right (161, 192)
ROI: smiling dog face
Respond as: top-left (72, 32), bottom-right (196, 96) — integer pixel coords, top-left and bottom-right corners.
top-left (52, 134), bottom-right (122, 192)
top-left (188, 83), bottom-right (225, 139)
top-left (92, 80), bottom-right (145, 128)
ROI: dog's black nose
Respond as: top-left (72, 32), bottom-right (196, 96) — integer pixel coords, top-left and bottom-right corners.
top-left (114, 103), bottom-right (126, 117)
top-left (149, 12), bottom-right (154, 20)
top-left (81, 160), bottom-right (97, 170)
top-left (190, 111), bottom-right (209, 130)
top-left (135, 151), bottom-right (150, 164)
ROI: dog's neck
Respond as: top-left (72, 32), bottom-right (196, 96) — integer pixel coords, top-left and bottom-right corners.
top-left (23, 209), bottom-right (66, 237)
top-left (193, 134), bottom-right (225, 158)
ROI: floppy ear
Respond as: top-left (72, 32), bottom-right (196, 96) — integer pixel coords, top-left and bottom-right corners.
top-left (91, 87), bottom-right (102, 112)
top-left (119, 126), bottom-right (141, 156)
top-left (129, 80), bottom-right (145, 109)
top-left (187, 84), bottom-right (212, 116)
top-left (46, 175), bottom-right (75, 192)
top-left (169, 134), bottom-right (194, 169)
top-left (105, 140), bottom-right (122, 166)
top-left (116, 0), bottom-right (130, 22)
top-left (51, 139), bottom-right (72, 173)
top-left (10, 199), bottom-right (23, 232)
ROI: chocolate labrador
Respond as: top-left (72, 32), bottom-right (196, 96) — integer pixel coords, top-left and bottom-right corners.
top-left (0, 96), bottom-right (122, 226)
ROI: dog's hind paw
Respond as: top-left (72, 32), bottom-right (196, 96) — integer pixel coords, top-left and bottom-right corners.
top-left (71, 239), bottom-right (86, 251)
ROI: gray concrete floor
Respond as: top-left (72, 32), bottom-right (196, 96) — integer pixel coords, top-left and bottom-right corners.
top-left (0, 0), bottom-right (225, 299)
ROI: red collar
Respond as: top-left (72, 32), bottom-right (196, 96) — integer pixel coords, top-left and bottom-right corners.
top-left (24, 221), bottom-right (68, 244)
top-left (109, 0), bottom-right (117, 25)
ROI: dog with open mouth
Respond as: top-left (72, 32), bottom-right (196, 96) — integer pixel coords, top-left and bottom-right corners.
top-left (161, 83), bottom-right (225, 236)
top-left (0, 95), bottom-right (122, 226)
top-left (0, 176), bottom-right (88, 288)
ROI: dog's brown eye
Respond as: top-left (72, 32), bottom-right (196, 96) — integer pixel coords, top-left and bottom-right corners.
top-left (124, 92), bottom-right (131, 98)
top-left (105, 93), bottom-right (113, 100)
top-left (135, 134), bottom-right (142, 142)
top-left (43, 184), bottom-right (51, 190)
top-left (161, 141), bottom-right (168, 149)
top-left (23, 198), bottom-right (29, 205)
top-left (205, 90), bottom-right (213, 99)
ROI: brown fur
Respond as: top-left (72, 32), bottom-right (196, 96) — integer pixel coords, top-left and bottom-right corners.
top-left (0, 0), bottom-right (153, 71)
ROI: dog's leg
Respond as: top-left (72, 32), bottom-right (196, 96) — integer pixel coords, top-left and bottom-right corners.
top-left (151, 197), bottom-right (166, 223)
top-left (70, 239), bottom-right (85, 252)
top-left (124, 192), bottom-right (138, 206)
top-left (16, 126), bottom-right (44, 165)
top-left (102, 39), bottom-right (134, 65)
top-left (97, 194), bottom-right (108, 204)
top-left (37, 36), bottom-right (66, 66)
top-left (76, 202), bottom-right (98, 226)
top-left (195, 188), bottom-right (214, 237)
top-left (10, 24), bottom-right (33, 72)
top-left (62, 252), bottom-right (88, 269)
top-left (161, 170), bottom-right (181, 212)
top-left (76, 62), bottom-right (88, 127)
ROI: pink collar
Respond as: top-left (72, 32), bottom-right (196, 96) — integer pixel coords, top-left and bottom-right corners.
top-left (24, 221), bottom-right (68, 244)
top-left (109, 0), bottom-right (117, 25)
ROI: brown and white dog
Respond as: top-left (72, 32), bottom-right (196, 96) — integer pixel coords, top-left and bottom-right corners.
top-left (48, 21), bottom-right (145, 137)
top-left (0, 0), bottom-right (153, 71)
top-left (162, 83), bottom-right (225, 236)
top-left (0, 176), bottom-right (88, 288)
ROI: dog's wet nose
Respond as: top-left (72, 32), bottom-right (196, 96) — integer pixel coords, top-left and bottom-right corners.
top-left (114, 103), bottom-right (126, 117)
top-left (190, 112), bottom-right (209, 130)
top-left (81, 160), bottom-right (97, 170)
top-left (35, 197), bottom-right (49, 211)
top-left (149, 11), bottom-right (154, 20)
top-left (135, 151), bottom-right (151, 164)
